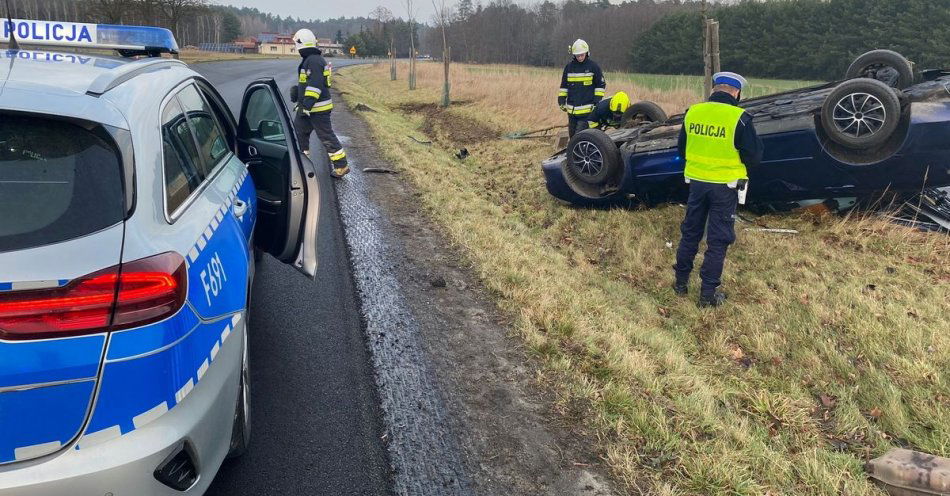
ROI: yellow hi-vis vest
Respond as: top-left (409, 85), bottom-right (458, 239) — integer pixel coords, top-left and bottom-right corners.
top-left (683, 102), bottom-right (747, 184)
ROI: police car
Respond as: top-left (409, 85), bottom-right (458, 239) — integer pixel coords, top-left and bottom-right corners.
top-left (0, 20), bottom-right (319, 494)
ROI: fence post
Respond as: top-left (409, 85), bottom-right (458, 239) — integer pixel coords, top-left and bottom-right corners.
top-left (390, 47), bottom-right (397, 81)
top-left (703, 19), bottom-right (712, 97)
top-left (710, 20), bottom-right (721, 76)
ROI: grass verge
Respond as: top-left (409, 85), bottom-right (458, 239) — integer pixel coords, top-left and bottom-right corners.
top-left (337, 61), bottom-right (949, 495)
top-left (177, 49), bottom-right (283, 64)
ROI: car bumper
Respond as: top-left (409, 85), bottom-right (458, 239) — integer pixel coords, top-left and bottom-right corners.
top-left (0, 320), bottom-right (244, 496)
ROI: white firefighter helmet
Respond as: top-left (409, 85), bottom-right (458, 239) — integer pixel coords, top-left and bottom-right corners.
top-left (570, 39), bottom-right (589, 56)
top-left (293, 29), bottom-right (317, 51)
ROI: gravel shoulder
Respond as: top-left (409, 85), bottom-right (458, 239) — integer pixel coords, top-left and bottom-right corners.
top-left (331, 87), bottom-right (619, 496)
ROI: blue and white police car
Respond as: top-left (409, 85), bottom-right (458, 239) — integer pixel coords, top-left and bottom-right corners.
top-left (0, 20), bottom-right (320, 494)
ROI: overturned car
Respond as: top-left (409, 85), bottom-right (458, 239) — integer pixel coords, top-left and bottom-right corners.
top-left (542, 50), bottom-right (950, 215)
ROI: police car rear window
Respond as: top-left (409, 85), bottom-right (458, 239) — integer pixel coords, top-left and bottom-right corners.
top-left (0, 113), bottom-right (124, 253)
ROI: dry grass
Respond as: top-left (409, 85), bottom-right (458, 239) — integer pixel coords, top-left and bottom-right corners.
top-left (337, 62), bottom-right (950, 495)
top-left (177, 49), bottom-right (283, 64)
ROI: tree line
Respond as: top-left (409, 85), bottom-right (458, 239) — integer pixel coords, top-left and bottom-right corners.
top-left (420, 0), bottom-right (685, 70)
top-left (418, 0), bottom-right (949, 80)
top-left (0, 0), bottom-right (415, 53)
top-left (633, 0), bottom-right (950, 81)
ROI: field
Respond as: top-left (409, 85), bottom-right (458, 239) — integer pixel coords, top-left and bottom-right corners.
top-left (177, 49), bottom-right (283, 64)
top-left (336, 61), bottom-right (950, 495)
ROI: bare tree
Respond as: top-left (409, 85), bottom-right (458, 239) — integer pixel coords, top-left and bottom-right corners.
top-left (88, 0), bottom-right (134, 23)
top-left (405, 0), bottom-right (416, 90)
top-left (432, 0), bottom-right (451, 106)
top-left (157, 0), bottom-right (204, 40)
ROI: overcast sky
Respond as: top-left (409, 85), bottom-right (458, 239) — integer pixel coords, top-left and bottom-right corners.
top-left (218, 0), bottom-right (438, 23)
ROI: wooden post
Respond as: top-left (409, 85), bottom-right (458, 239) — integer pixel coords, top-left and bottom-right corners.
top-left (710, 20), bottom-right (721, 76)
top-left (441, 46), bottom-right (450, 107)
top-left (390, 40), bottom-right (397, 80)
top-left (703, 19), bottom-right (713, 97)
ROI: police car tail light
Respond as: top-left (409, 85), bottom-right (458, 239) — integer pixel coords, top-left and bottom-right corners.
top-left (0, 252), bottom-right (186, 339)
top-left (0, 267), bottom-right (119, 339)
top-left (111, 252), bottom-right (187, 331)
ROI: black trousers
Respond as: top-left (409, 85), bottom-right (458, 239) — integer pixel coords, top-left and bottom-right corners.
top-left (294, 111), bottom-right (347, 168)
top-left (673, 181), bottom-right (738, 296)
top-left (567, 115), bottom-right (589, 138)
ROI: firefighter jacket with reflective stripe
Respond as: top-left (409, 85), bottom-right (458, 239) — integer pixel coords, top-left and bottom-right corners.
top-left (557, 57), bottom-right (605, 116)
top-left (587, 97), bottom-right (621, 129)
top-left (682, 101), bottom-right (748, 183)
top-left (298, 50), bottom-right (333, 114)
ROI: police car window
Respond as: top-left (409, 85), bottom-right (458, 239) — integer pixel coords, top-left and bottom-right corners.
top-left (177, 84), bottom-right (230, 176)
top-left (0, 113), bottom-right (124, 252)
top-left (245, 87), bottom-right (285, 142)
top-left (162, 98), bottom-right (203, 214)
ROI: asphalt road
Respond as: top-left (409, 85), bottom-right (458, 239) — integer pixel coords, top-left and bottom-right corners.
top-left (196, 58), bottom-right (391, 496)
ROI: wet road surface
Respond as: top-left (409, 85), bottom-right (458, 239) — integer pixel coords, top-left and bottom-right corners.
top-left (197, 58), bottom-right (391, 496)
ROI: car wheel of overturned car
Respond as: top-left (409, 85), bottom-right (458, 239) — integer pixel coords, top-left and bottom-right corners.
top-left (563, 129), bottom-right (622, 198)
top-left (820, 78), bottom-right (902, 149)
top-left (845, 49), bottom-right (916, 89)
top-left (620, 101), bottom-right (668, 128)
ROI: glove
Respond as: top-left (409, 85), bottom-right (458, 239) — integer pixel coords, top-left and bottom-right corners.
top-left (289, 85), bottom-right (298, 103)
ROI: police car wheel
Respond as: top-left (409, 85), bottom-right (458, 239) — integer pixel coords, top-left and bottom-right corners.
top-left (845, 50), bottom-right (916, 89)
top-left (620, 101), bottom-right (668, 128)
top-left (563, 129), bottom-right (622, 198)
top-left (227, 317), bottom-right (251, 458)
top-left (820, 78), bottom-right (901, 149)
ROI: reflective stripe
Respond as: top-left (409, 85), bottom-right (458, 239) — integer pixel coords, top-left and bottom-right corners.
top-left (298, 72), bottom-right (307, 83)
top-left (565, 103), bottom-right (594, 115)
top-left (304, 85), bottom-right (321, 98)
top-left (300, 42), bottom-right (316, 47)
top-left (589, 121), bottom-right (600, 128)
top-left (566, 72), bottom-right (594, 77)
top-left (329, 149), bottom-right (346, 161)
top-left (323, 69), bottom-right (331, 76)
top-left (558, 88), bottom-right (568, 97)
top-left (594, 88), bottom-right (605, 96)
top-left (310, 101), bottom-right (334, 113)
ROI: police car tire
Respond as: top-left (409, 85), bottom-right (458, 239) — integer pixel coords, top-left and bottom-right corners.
top-left (564, 129), bottom-right (622, 195)
top-left (820, 78), bottom-right (901, 149)
top-left (845, 50), bottom-right (916, 89)
top-left (227, 318), bottom-right (251, 458)
top-left (620, 101), bottom-right (668, 128)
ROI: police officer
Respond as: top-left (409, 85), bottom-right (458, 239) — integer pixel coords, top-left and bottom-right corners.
top-left (557, 39), bottom-right (606, 137)
top-left (585, 91), bottom-right (630, 131)
top-left (292, 28), bottom-right (349, 178)
top-left (673, 72), bottom-right (763, 307)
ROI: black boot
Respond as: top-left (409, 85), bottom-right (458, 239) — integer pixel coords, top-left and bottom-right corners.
top-left (673, 281), bottom-right (688, 296)
top-left (698, 291), bottom-right (727, 308)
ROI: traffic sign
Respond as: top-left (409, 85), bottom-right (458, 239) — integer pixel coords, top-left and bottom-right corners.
top-left (349, 46), bottom-right (356, 55)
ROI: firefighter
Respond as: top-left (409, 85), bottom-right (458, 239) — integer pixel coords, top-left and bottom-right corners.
top-left (672, 72), bottom-right (763, 307)
top-left (585, 91), bottom-right (630, 131)
top-left (292, 28), bottom-right (348, 178)
top-left (557, 39), bottom-right (606, 137)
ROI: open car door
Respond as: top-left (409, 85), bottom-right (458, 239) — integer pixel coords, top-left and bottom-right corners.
top-left (237, 78), bottom-right (319, 278)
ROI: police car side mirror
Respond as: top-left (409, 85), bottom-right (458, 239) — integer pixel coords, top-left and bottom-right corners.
top-left (257, 120), bottom-right (285, 142)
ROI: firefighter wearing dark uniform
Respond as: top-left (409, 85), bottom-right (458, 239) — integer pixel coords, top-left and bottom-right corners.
top-left (557, 39), bottom-right (606, 137)
top-left (673, 72), bottom-right (763, 307)
top-left (585, 91), bottom-right (630, 131)
top-left (292, 28), bottom-right (348, 178)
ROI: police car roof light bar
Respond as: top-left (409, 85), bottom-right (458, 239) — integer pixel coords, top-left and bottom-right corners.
top-left (0, 19), bottom-right (178, 57)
